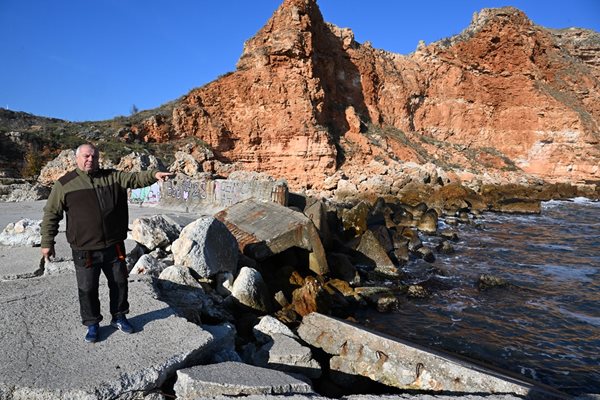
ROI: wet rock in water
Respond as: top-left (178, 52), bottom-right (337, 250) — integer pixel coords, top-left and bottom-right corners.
top-left (416, 209), bottom-right (438, 234)
top-left (436, 240), bottom-right (455, 254)
top-left (457, 209), bottom-right (471, 223)
top-left (492, 198), bottom-right (542, 214)
top-left (415, 246), bottom-right (435, 263)
top-left (401, 227), bottom-right (423, 252)
top-left (231, 267), bottom-right (272, 314)
top-left (478, 274), bottom-right (510, 290)
top-left (0, 218), bottom-right (41, 247)
top-left (440, 229), bottom-right (459, 242)
top-left (355, 286), bottom-right (399, 312)
top-left (407, 284), bottom-right (430, 299)
top-left (391, 245), bottom-right (410, 265)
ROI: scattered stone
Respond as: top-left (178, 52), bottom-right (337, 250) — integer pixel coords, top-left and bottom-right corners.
top-left (131, 254), bottom-right (168, 276)
top-left (0, 218), bottom-right (41, 247)
top-left (231, 266), bottom-right (271, 313)
top-left (436, 240), bottom-right (455, 254)
top-left (0, 182), bottom-right (50, 202)
top-left (130, 214), bottom-right (181, 251)
top-left (478, 274), bottom-right (510, 291)
top-left (158, 265), bottom-right (202, 289)
top-left (327, 252), bottom-right (360, 285)
top-left (440, 229), bottom-right (459, 242)
top-left (254, 333), bottom-right (322, 379)
top-left (416, 209), bottom-right (438, 234)
top-left (415, 246), bottom-right (435, 263)
top-left (43, 257), bottom-right (74, 275)
top-left (342, 201), bottom-right (370, 236)
top-left (356, 230), bottom-right (399, 278)
top-left (407, 284), bottom-right (430, 299)
top-left (253, 315), bottom-right (297, 344)
top-left (291, 276), bottom-right (330, 317)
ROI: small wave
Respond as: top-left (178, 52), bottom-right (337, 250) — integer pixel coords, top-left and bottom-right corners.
top-left (571, 197), bottom-right (598, 204)
top-left (558, 307), bottom-right (600, 327)
top-left (530, 243), bottom-right (574, 252)
top-left (519, 366), bottom-right (538, 380)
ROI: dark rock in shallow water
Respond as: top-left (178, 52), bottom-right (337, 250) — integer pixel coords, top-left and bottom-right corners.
top-left (478, 274), bottom-right (510, 291)
top-left (415, 246), bottom-right (435, 263)
top-left (436, 240), bottom-right (455, 254)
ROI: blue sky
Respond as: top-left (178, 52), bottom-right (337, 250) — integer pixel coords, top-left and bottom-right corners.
top-left (1, 1), bottom-right (599, 122)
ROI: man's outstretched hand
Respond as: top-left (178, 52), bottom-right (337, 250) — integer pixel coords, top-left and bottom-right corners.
top-left (155, 172), bottom-right (175, 182)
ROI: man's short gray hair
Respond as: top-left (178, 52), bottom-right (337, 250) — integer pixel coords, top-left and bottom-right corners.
top-left (76, 143), bottom-right (97, 156)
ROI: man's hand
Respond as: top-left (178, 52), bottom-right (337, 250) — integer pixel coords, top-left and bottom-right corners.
top-left (155, 171), bottom-right (175, 182)
top-left (41, 246), bottom-right (55, 262)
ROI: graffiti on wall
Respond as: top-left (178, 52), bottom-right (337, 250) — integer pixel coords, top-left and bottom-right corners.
top-left (214, 180), bottom-right (255, 206)
top-left (164, 179), bottom-right (208, 202)
top-left (129, 182), bottom-right (161, 205)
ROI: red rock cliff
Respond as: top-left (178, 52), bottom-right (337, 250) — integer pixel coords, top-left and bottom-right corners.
top-left (132, 1), bottom-right (600, 191)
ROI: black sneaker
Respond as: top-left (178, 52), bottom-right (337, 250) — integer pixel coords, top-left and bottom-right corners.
top-left (85, 323), bottom-right (99, 343)
top-left (111, 316), bottom-right (134, 334)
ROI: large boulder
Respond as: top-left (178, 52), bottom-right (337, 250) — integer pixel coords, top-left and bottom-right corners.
top-left (171, 216), bottom-right (238, 278)
top-left (355, 230), bottom-right (399, 278)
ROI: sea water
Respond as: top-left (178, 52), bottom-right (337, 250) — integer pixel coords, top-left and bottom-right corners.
top-left (361, 198), bottom-right (600, 394)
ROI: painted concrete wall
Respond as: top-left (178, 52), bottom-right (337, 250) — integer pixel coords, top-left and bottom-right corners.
top-left (129, 175), bottom-right (288, 211)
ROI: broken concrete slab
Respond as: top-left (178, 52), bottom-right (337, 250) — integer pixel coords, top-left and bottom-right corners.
top-left (297, 313), bottom-right (567, 399)
top-left (0, 273), bottom-right (218, 400)
top-left (173, 361), bottom-right (314, 399)
top-left (215, 199), bottom-right (328, 275)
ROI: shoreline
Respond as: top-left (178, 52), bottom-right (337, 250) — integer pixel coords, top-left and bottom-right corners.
top-left (0, 187), bottom-right (597, 398)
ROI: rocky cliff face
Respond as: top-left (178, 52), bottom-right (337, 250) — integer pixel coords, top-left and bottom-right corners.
top-left (131, 0), bottom-right (600, 191)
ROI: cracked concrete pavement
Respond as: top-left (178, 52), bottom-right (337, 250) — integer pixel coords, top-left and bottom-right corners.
top-left (0, 201), bottom-right (220, 399)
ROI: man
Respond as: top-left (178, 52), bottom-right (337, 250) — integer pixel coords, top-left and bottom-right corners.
top-left (41, 143), bottom-right (173, 343)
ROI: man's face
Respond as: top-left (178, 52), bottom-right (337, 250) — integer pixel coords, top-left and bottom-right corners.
top-left (76, 145), bottom-right (99, 173)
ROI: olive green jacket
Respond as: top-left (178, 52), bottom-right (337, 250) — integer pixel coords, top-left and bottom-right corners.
top-left (41, 168), bottom-right (158, 251)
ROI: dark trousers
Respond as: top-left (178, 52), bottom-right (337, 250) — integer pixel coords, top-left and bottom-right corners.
top-left (73, 243), bottom-right (129, 326)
